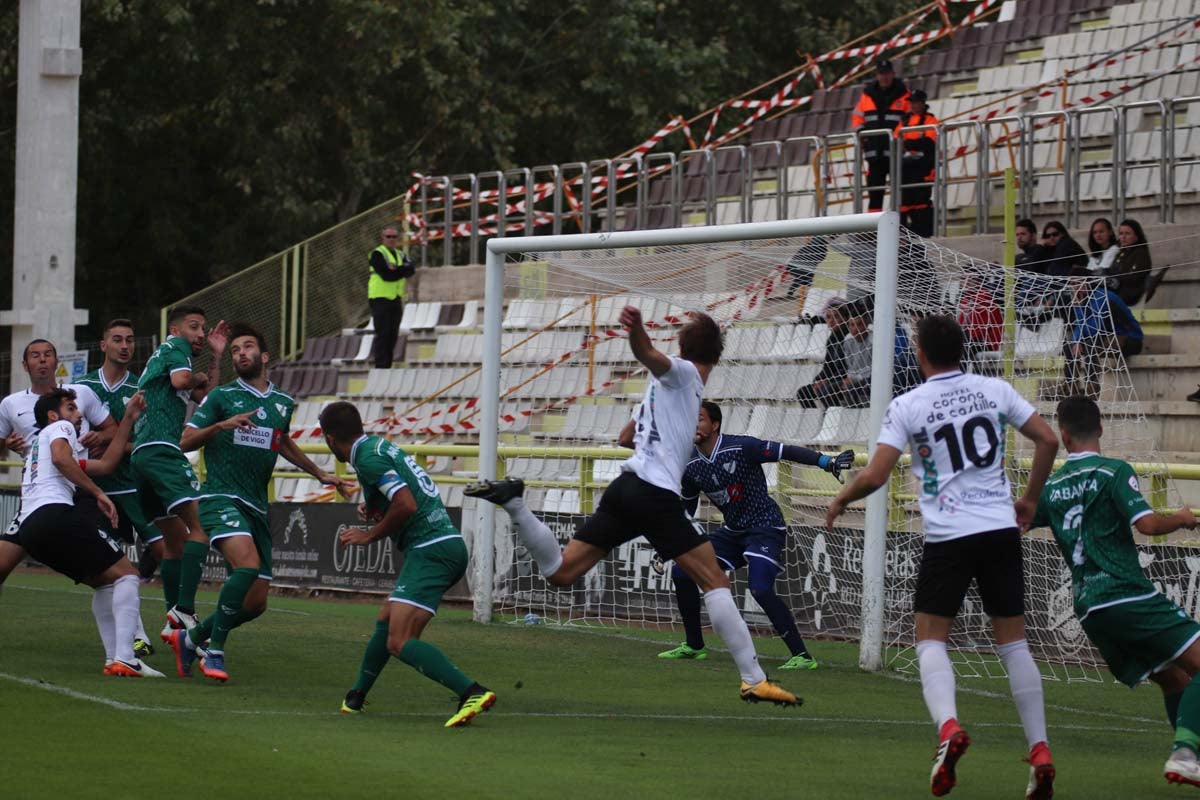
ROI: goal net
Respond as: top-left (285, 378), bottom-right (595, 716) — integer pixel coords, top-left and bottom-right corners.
top-left (472, 215), bottom-right (1181, 681)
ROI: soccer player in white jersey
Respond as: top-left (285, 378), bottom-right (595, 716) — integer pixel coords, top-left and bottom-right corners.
top-left (15, 388), bottom-right (162, 677)
top-left (467, 308), bottom-right (800, 706)
top-left (826, 314), bottom-right (1060, 800)
top-left (0, 339), bottom-right (116, 589)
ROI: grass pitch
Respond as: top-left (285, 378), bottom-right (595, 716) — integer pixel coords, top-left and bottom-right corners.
top-left (0, 571), bottom-right (1182, 799)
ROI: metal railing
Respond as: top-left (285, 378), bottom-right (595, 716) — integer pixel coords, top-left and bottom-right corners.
top-left (406, 98), bottom-right (1199, 266)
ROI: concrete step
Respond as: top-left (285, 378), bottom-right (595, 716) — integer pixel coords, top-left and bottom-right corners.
top-left (1102, 353), bottom-right (1200, 402)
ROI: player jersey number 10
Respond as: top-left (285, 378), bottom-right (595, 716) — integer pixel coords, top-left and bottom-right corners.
top-left (932, 415), bottom-right (999, 473)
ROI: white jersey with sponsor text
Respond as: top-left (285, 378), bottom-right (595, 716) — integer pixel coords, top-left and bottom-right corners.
top-left (19, 420), bottom-right (81, 522)
top-left (875, 370), bottom-right (1036, 542)
top-left (621, 357), bottom-right (705, 495)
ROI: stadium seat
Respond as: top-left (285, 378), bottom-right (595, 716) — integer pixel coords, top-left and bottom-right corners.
top-left (1015, 319), bottom-right (1067, 359)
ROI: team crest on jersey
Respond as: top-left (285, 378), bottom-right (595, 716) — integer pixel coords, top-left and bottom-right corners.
top-left (1128, 475), bottom-right (1139, 492)
top-left (256, 407), bottom-right (267, 420)
top-left (275, 403), bottom-right (287, 417)
top-left (723, 461), bottom-right (736, 474)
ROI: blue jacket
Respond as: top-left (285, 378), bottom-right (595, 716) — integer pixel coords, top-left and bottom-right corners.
top-left (1071, 286), bottom-right (1143, 343)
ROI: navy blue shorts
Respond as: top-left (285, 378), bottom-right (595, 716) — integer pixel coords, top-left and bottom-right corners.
top-left (709, 527), bottom-right (786, 573)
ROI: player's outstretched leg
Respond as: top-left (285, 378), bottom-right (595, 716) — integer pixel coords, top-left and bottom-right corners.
top-left (342, 618), bottom-right (391, 714)
top-left (658, 565), bottom-right (707, 660)
top-left (466, 477), bottom-right (565, 577)
top-left (917, 638), bottom-right (968, 796)
top-left (746, 556), bottom-right (817, 670)
top-left (105, 573), bottom-right (165, 678)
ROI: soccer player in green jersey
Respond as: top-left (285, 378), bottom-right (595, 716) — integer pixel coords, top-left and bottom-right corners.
top-left (320, 401), bottom-right (496, 727)
top-left (1033, 395), bottom-right (1200, 788)
top-left (170, 322), bottom-right (349, 681)
top-left (77, 319), bottom-right (165, 658)
top-left (131, 304), bottom-right (228, 639)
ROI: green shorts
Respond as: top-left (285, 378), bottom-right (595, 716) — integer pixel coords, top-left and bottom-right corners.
top-left (1082, 593), bottom-right (1200, 687)
top-left (108, 491), bottom-right (164, 545)
top-left (390, 535), bottom-right (467, 614)
top-left (198, 496), bottom-right (273, 581)
top-left (131, 445), bottom-right (201, 513)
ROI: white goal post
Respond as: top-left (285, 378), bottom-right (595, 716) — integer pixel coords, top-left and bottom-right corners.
top-left (473, 212), bottom-right (902, 672)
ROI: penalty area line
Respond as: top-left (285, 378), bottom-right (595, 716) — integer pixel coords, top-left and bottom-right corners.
top-left (0, 673), bottom-right (1157, 733)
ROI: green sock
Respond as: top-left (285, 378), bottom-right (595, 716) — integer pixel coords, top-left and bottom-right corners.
top-left (1167, 691), bottom-right (1184, 728)
top-left (208, 568), bottom-right (258, 651)
top-left (352, 621), bottom-right (391, 694)
top-left (188, 615), bottom-right (214, 648)
top-left (397, 638), bottom-right (474, 697)
top-left (176, 540), bottom-right (209, 613)
top-left (160, 558), bottom-right (181, 610)
top-left (1175, 674), bottom-right (1200, 752)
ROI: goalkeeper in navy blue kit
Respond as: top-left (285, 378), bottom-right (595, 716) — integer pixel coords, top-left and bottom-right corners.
top-left (632, 401), bottom-right (853, 669)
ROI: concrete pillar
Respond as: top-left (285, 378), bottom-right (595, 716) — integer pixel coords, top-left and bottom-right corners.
top-left (3, 0), bottom-right (89, 392)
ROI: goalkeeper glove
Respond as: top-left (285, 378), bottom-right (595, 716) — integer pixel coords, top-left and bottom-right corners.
top-left (823, 449), bottom-right (856, 483)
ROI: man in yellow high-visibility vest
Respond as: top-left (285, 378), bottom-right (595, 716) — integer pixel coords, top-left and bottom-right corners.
top-left (368, 226), bottom-right (415, 368)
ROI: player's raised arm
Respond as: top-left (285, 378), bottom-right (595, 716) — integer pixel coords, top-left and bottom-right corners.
top-left (824, 444), bottom-right (902, 531)
top-left (620, 305), bottom-right (672, 377)
top-left (1013, 412), bottom-right (1060, 530)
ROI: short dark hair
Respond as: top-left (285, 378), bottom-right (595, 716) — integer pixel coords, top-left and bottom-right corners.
top-left (677, 312), bottom-right (723, 365)
top-left (700, 401), bottom-right (722, 429)
top-left (916, 314), bottom-right (964, 368)
top-left (1016, 218), bottom-right (1037, 235)
top-left (103, 318), bottom-right (134, 335)
top-left (319, 401), bottom-right (364, 442)
top-left (22, 338), bottom-right (56, 363)
top-left (1056, 395), bottom-right (1102, 440)
top-left (34, 388), bottom-right (75, 430)
top-left (228, 321), bottom-right (269, 354)
top-left (167, 304), bottom-right (206, 329)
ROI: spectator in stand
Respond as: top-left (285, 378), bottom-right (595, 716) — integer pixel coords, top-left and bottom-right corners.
top-left (784, 236), bottom-right (829, 315)
top-left (796, 297), bottom-right (848, 407)
top-left (1063, 277), bottom-right (1144, 399)
top-left (895, 88), bottom-right (937, 237)
top-left (1015, 218), bottom-right (1047, 270)
top-left (852, 59), bottom-right (910, 213)
top-left (367, 226), bottom-right (415, 369)
top-left (1085, 218), bottom-right (1119, 274)
top-left (838, 303), bottom-right (874, 408)
top-left (1107, 218), bottom-right (1153, 306)
top-left (1041, 221), bottom-right (1089, 277)
top-left (957, 269), bottom-right (1003, 363)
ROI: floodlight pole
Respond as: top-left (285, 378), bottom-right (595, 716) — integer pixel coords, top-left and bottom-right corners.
top-left (859, 211), bottom-right (900, 672)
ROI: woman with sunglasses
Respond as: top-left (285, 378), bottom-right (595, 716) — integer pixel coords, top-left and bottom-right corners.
top-left (1040, 221), bottom-right (1089, 278)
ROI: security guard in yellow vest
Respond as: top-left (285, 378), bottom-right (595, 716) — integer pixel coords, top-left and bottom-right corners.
top-left (368, 226), bottom-right (415, 368)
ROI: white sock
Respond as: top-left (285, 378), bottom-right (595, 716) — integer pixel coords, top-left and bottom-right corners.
top-left (916, 639), bottom-right (958, 729)
top-left (502, 497), bottom-right (563, 577)
top-left (703, 587), bottom-right (767, 685)
top-left (997, 639), bottom-right (1048, 748)
top-left (92, 584), bottom-right (116, 663)
top-left (133, 607), bottom-right (148, 643)
top-left (112, 574), bottom-right (141, 664)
